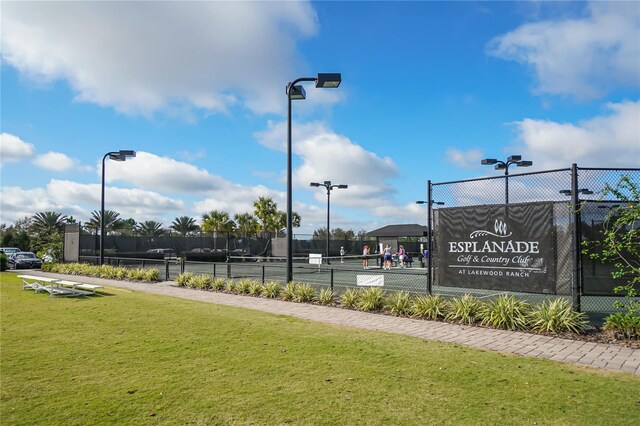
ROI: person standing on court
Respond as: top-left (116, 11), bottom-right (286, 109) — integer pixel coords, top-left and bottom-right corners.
top-left (397, 245), bottom-right (406, 268)
top-left (362, 245), bottom-right (370, 269)
top-left (383, 244), bottom-right (393, 270)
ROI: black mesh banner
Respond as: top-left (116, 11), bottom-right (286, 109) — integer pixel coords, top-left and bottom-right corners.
top-left (436, 202), bottom-right (556, 294)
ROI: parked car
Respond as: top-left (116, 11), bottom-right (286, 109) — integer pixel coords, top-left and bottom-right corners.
top-left (146, 248), bottom-right (178, 260)
top-left (8, 252), bottom-right (43, 270)
top-left (0, 247), bottom-right (21, 255)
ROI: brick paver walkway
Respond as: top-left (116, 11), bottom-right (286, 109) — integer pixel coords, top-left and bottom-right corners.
top-left (20, 272), bottom-right (640, 375)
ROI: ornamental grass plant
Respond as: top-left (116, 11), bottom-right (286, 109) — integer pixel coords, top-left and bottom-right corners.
top-left (411, 294), bottom-right (447, 320)
top-left (357, 287), bottom-right (385, 312)
top-left (262, 281), bottom-right (281, 298)
top-left (527, 298), bottom-right (589, 334)
top-left (293, 283), bottom-right (316, 303)
top-left (481, 295), bottom-right (530, 331)
top-left (385, 290), bottom-right (412, 316)
top-left (340, 288), bottom-right (360, 309)
top-left (318, 288), bottom-right (336, 305)
top-left (445, 294), bottom-right (484, 325)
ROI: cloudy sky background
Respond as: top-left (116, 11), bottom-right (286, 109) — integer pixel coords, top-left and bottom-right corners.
top-left (1, 1), bottom-right (638, 233)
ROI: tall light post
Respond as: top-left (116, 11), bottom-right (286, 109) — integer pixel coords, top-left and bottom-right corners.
top-left (286, 73), bottom-right (341, 282)
top-left (311, 181), bottom-right (348, 264)
top-left (416, 193), bottom-right (444, 294)
top-left (480, 155), bottom-right (532, 204)
top-left (100, 150), bottom-right (136, 265)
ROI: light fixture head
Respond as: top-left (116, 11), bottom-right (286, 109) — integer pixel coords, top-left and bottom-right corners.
top-left (337, 184), bottom-right (348, 189)
top-left (415, 201), bottom-right (427, 205)
top-left (481, 158), bottom-right (498, 165)
top-left (310, 182), bottom-right (321, 187)
top-left (578, 189), bottom-right (594, 195)
top-left (434, 201), bottom-right (445, 206)
top-left (559, 189), bottom-right (572, 196)
top-left (324, 180), bottom-right (331, 186)
top-left (315, 73), bottom-right (342, 88)
top-left (289, 84), bottom-right (306, 100)
top-left (495, 163), bottom-right (506, 170)
top-left (517, 160), bottom-right (533, 167)
top-left (118, 150), bottom-right (136, 158)
top-left (507, 155), bottom-right (522, 163)
top-left (108, 154), bottom-right (125, 161)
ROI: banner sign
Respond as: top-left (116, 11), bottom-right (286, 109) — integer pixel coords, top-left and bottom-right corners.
top-left (357, 275), bottom-right (384, 287)
top-left (436, 202), bottom-right (556, 294)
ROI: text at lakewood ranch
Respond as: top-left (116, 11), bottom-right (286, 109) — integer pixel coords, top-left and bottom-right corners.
top-left (436, 202), bottom-right (556, 294)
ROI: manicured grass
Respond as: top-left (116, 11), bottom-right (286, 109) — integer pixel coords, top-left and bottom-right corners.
top-left (1, 273), bottom-right (638, 425)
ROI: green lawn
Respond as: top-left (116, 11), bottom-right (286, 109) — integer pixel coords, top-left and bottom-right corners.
top-left (1, 273), bottom-right (638, 425)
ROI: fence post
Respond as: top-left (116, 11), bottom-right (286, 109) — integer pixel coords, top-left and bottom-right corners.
top-left (165, 261), bottom-right (170, 281)
top-left (213, 263), bottom-right (216, 278)
top-left (261, 265), bottom-right (265, 284)
top-left (142, 260), bottom-right (146, 268)
top-left (180, 258), bottom-right (185, 274)
top-left (571, 163), bottom-right (582, 312)
top-left (427, 179), bottom-right (433, 295)
top-left (330, 268), bottom-right (334, 293)
top-left (227, 263), bottom-right (231, 279)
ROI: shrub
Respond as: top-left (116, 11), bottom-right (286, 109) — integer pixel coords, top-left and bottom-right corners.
top-left (446, 294), bottom-right (484, 325)
top-left (293, 283), bottom-right (316, 303)
top-left (527, 298), bottom-right (588, 334)
top-left (263, 281), bottom-right (281, 298)
top-left (281, 282), bottom-right (297, 301)
top-left (176, 272), bottom-right (194, 287)
top-left (127, 268), bottom-right (151, 282)
top-left (143, 268), bottom-right (160, 282)
top-left (481, 295), bottom-right (530, 331)
top-left (237, 279), bottom-right (253, 294)
top-left (212, 278), bottom-right (227, 291)
top-left (0, 253), bottom-right (7, 271)
top-left (411, 294), bottom-right (447, 320)
top-left (385, 291), bottom-right (412, 316)
top-left (318, 288), bottom-right (336, 305)
top-left (340, 288), bottom-right (361, 309)
top-left (357, 287), bottom-right (385, 312)
top-left (190, 274), bottom-right (213, 290)
top-left (603, 312), bottom-right (640, 340)
top-left (224, 279), bottom-right (237, 293)
top-left (248, 281), bottom-right (264, 297)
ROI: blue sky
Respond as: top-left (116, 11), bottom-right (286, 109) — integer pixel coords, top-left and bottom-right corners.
top-left (1, 1), bottom-right (639, 234)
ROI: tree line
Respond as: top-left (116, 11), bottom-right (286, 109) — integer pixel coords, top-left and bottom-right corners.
top-left (0, 196), bottom-right (365, 259)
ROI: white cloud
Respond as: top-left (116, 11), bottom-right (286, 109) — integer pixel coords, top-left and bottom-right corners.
top-left (0, 180), bottom-right (185, 224)
top-left (512, 100), bottom-right (640, 169)
top-left (32, 151), bottom-right (76, 172)
top-left (487, 2), bottom-right (640, 99)
top-left (445, 148), bottom-right (483, 169)
top-left (0, 133), bottom-right (35, 164)
top-left (104, 151), bottom-right (221, 193)
top-left (1, 2), bottom-right (320, 116)
top-left (255, 121), bottom-right (399, 209)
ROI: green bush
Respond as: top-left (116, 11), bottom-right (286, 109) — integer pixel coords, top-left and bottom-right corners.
top-left (263, 281), bottom-right (281, 298)
top-left (293, 283), bottom-right (316, 303)
top-left (340, 288), bottom-right (361, 309)
top-left (40, 262), bottom-right (161, 282)
top-left (411, 295), bottom-right (447, 320)
top-left (0, 253), bottom-right (7, 272)
top-left (212, 278), bottom-right (227, 291)
top-left (603, 312), bottom-right (640, 340)
top-left (190, 274), bottom-right (213, 290)
top-left (176, 272), bottom-right (194, 287)
top-left (357, 287), bottom-right (385, 312)
top-left (527, 298), bottom-right (588, 334)
top-left (318, 288), bottom-right (336, 305)
top-left (248, 281), bottom-right (264, 297)
top-left (224, 279), bottom-right (237, 293)
top-left (385, 290), bottom-right (412, 316)
top-left (446, 294), bottom-right (484, 325)
top-left (237, 278), bottom-right (253, 294)
top-left (481, 295), bottom-right (530, 331)
top-left (281, 282), bottom-right (297, 301)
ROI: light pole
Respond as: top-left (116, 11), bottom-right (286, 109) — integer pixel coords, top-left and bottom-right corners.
top-left (311, 181), bottom-right (348, 264)
top-left (416, 194), bottom-right (444, 294)
top-left (481, 155), bottom-right (532, 204)
top-left (286, 73), bottom-right (341, 283)
top-left (100, 150), bottom-right (136, 265)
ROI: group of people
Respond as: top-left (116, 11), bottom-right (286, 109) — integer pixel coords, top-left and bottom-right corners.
top-left (382, 244), bottom-right (408, 270)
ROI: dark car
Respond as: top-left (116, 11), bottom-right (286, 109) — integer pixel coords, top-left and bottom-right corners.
top-left (8, 251), bottom-right (43, 270)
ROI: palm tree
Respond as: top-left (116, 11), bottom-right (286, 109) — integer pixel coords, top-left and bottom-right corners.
top-left (274, 211), bottom-right (301, 237)
top-left (253, 196), bottom-right (278, 238)
top-left (233, 213), bottom-right (259, 238)
top-left (135, 221), bottom-right (165, 237)
top-left (171, 216), bottom-right (199, 236)
top-left (87, 210), bottom-right (123, 235)
top-left (30, 211), bottom-right (68, 236)
top-left (202, 210), bottom-right (235, 249)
